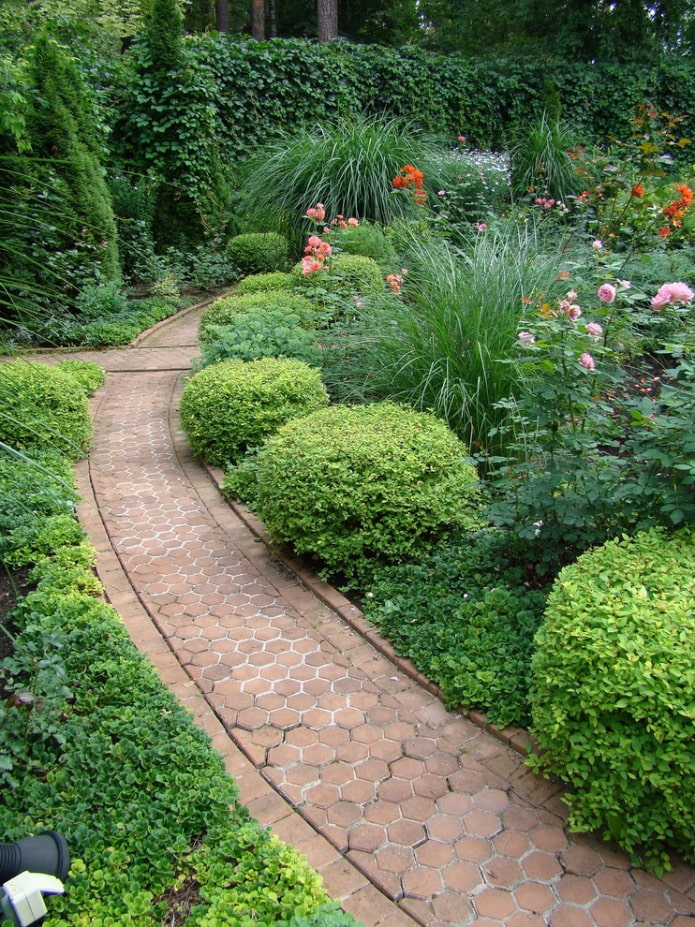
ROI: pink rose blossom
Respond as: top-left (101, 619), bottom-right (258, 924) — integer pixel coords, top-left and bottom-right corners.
top-left (347, 217), bottom-right (359, 226)
top-left (651, 281), bottom-right (694, 309)
top-left (517, 331), bottom-right (535, 343)
top-left (301, 257), bottom-right (323, 275)
top-left (598, 283), bottom-right (617, 303)
top-left (568, 305), bottom-right (582, 321)
top-left (306, 203), bottom-right (326, 222)
top-left (586, 322), bottom-right (603, 338)
top-left (476, 222), bottom-right (487, 231)
top-left (592, 239), bottom-right (603, 250)
top-left (579, 353), bottom-right (596, 370)
top-left (458, 134), bottom-right (466, 143)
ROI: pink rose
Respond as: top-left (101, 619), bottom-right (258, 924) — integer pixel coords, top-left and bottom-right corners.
top-left (651, 281), bottom-right (694, 308)
top-left (586, 322), bottom-right (603, 338)
top-left (579, 353), bottom-right (596, 370)
top-left (568, 305), bottom-right (582, 321)
top-left (517, 331), bottom-right (535, 343)
top-left (347, 217), bottom-right (359, 226)
top-left (592, 239), bottom-right (603, 250)
top-left (598, 283), bottom-right (617, 303)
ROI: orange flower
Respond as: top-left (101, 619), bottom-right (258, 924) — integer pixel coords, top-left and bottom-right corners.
top-left (631, 183), bottom-right (645, 197)
top-left (392, 175), bottom-right (408, 190)
top-left (676, 183), bottom-right (693, 206)
top-left (658, 226), bottom-right (672, 239)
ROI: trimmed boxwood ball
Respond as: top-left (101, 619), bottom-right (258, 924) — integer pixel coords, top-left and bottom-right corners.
top-left (225, 232), bottom-right (290, 275)
top-left (235, 272), bottom-right (296, 295)
top-left (179, 358), bottom-right (328, 467)
top-left (0, 360), bottom-right (92, 458)
top-left (253, 401), bottom-right (483, 584)
top-left (199, 292), bottom-right (316, 342)
top-left (530, 526), bottom-right (695, 867)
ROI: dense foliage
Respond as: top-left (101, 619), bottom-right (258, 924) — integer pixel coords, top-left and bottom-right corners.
top-left (180, 357), bottom-right (329, 467)
top-left (231, 402), bottom-right (483, 585)
top-left (0, 366), bottom-right (359, 927)
top-left (0, 360), bottom-right (93, 458)
top-left (530, 528), bottom-right (695, 869)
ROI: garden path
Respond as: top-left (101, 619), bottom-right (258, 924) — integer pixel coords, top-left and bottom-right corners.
top-left (60, 302), bottom-right (695, 927)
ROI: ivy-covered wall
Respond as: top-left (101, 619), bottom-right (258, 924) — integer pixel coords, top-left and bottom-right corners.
top-left (150, 38), bottom-right (695, 161)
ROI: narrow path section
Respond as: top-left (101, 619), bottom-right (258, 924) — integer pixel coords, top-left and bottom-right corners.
top-left (70, 306), bottom-right (694, 927)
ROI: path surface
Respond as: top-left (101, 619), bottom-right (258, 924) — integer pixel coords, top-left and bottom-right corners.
top-left (44, 304), bottom-right (695, 926)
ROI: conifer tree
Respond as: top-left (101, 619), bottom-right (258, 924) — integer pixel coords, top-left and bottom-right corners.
top-left (25, 32), bottom-right (121, 284)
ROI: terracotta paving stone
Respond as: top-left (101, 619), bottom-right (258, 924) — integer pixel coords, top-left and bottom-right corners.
top-left (58, 307), bottom-right (695, 927)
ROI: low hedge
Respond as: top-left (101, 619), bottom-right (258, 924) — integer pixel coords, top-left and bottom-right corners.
top-left (244, 401), bottom-right (483, 584)
top-left (530, 527), bottom-right (695, 868)
top-left (199, 292), bottom-right (316, 342)
top-left (0, 360), bottom-right (95, 458)
top-left (0, 426), bottom-right (360, 926)
top-left (180, 357), bottom-right (329, 467)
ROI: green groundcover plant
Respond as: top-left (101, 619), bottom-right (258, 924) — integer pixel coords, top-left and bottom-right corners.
top-left (362, 529), bottom-right (549, 728)
top-left (0, 402), bottom-right (360, 927)
top-left (529, 527), bottom-right (695, 870)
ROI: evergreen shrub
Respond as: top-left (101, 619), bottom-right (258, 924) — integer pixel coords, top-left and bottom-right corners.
top-left (179, 358), bottom-right (328, 467)
top-left (236, 272), bottom-right (297, 295)
top-left (248, 402), bottom-right (483, 584)
top-left (226, 232), bottom-right (291, 276)
top-left (530, 527), bottom-right (695, 867)
top-left (0, 360), bottom-right (92, 458)
top-left (199, 292), bottom-right (316, 341)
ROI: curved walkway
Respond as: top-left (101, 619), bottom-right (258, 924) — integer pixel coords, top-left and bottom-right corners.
top-left (54, 304), bottom-right (694, 927)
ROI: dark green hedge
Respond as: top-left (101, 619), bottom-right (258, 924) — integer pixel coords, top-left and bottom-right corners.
top-left (154, 38), bottom-right (695, 160)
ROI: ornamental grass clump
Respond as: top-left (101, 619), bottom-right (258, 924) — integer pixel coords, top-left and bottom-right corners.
top-left (248, 402), bottom-right (483, 585)
top-left (179, 357), bottom-right (328, 467)
top-left (530, 526), bottom-right (695, 869)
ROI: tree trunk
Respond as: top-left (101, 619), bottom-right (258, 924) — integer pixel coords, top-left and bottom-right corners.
top-left (251, 0), bottom-right (265, 39)
top-left (216, 0), bottom-right (230, 32)
top-left (317, 0), bottom-right (337, 41)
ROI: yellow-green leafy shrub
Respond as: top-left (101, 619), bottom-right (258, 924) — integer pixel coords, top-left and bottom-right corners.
top-left (225, 232), bottom-right (290, 275)
top-left (235, 272), bottom-right (296, 295)
top-left (199, 292), bottom-right (316, 342)
top-left (530, 527), bottom-right (695, 868)
top-left (250, 402), bottom-right (483, 584)
top-left (180, 358), bottom-right (328, 467)
top-left (0, 360), bottom-right (92, 458)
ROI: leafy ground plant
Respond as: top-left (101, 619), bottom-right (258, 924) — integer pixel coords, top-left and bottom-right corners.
top-left (362, 529), bottom-right (549, 728)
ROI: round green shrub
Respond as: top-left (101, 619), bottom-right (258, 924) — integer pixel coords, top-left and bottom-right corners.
top-left (326, 221), bottom-right (398, 269)
top-left (253, 402), bottom-right (483, 584)
top-left (236, 272), bottom-right (297, 295)
top-left (293, 253), bottom-right (384, 299)
top-left (225, 232), bottom-right (290, 276)
top-left (0, 360), bottom-right (92, 458)
top-left (198, 312), bottom-right (322, 368)
top-left (199, 292), bottom-right (316, 342)
top-left (530, 526), bottom-right (695, 867)
top-left (179, 358), bottom-right (328, 467)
